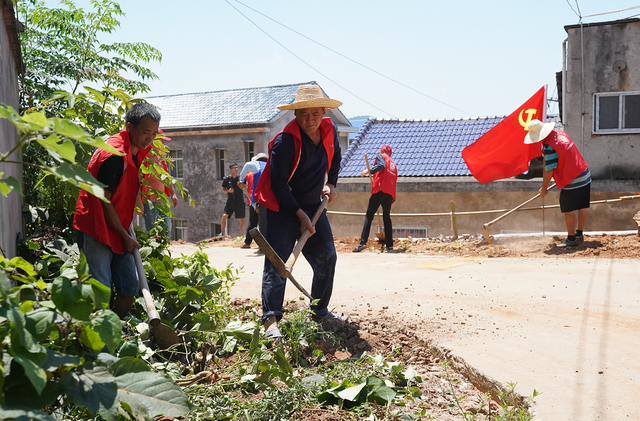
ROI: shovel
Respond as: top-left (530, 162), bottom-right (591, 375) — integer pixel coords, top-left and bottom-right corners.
top-left (364, 153), bottom-right (385, 241)
top-left (249, 196), bottom-right (329, 300)
top-left (128, 225), bottom-right (180, 349)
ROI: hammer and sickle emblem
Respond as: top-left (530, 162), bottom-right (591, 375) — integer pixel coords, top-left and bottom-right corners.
top-left (518, 108), bottom-right (538, 131)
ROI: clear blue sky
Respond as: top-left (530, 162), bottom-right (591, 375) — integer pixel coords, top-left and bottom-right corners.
top-left (52, 1), bottom-right (640, 120)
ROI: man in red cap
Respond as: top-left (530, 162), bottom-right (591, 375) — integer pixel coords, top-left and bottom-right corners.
top-left (353, 144), bottom-right (398, 252)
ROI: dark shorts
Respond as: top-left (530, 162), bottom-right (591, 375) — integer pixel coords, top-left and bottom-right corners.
top-left (560, 183), bottom-right (591, 213)
top-left (224, 202), bottom-right (246, 218)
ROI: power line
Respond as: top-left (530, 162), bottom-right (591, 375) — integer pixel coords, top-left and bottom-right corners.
top-left (224, 0), bottom-right (397, 118)
top-left (231, 0), bottom-right (474, 117)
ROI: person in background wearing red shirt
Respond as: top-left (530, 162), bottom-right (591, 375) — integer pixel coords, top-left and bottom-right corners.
top-left (352, 145), bottom-right (398, 253)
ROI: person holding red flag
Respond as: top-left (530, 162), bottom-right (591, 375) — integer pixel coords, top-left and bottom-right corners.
top-left (462, 86), bottom-right (546, 183)
top-left (352, 145), bottom-right (398, 253)
top-left (524, 119), bottom-right (591, 248)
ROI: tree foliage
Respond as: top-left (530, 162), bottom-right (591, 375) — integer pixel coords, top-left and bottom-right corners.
top-left (7, 0), bottom-right (195, 242)
top-left (18, 0), bottom-right (162, 112)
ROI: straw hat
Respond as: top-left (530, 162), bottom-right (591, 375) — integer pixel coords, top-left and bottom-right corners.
top-left (277, 84), bottom-right (343, 110)
top-left (251, 152), bottom-right (268, 162)
top-left (524, 119), bottom-right (555, 144)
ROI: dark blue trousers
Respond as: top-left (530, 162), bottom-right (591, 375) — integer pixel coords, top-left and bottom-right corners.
top-left (261, 203), bottom-right (337, 322)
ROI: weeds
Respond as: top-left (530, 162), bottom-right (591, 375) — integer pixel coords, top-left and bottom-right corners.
top-left (440, 361), bottom-right (539, 420)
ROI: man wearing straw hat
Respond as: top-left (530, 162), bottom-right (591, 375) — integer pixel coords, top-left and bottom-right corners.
top-left (352, 144), bottom-right (398, 253)
top-left (524, 119), bottom-right (591, 248)
top-left (255, 84), bottom-right (344, 338)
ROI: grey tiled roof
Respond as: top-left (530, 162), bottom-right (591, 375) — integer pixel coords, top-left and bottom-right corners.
top-left (147, 81), bottom-right (316, 129)
top-left (340, 116), bottom-right (506, 177)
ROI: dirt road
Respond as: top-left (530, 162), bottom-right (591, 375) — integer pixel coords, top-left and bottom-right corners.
top-left (172, 234), bottom-right (640, 420)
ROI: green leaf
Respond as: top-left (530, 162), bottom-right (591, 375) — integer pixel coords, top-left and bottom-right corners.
top-left (48, 163), bottom-right (107, 201)
top-left (0, 408), bottom-right (57, 421)
top-left (0, 176), bottom-right (22, 196)
top-left (273, 348), bottom-right (293, 379)
top-left (115, 371), bottom-right (191, 419)
top-left (24, 308), bottom-right (56, 341)
top-left (60, 364), bottom-right (119, 421)
top-left (7, 257), bottom-right (37, 277)
top-left (11, 344), bottom-right (48, 395)
top-left (222, 320), bottom-right (256, 342)
top-left (86, 278), bottom-right (111, 310)
top-left (110, 357), bottom-right (151, 377)
top-left (51, 277), bottom-right (93, 320)
top-left (0, 270), bottom-right (11, 297)
top-left (80, 310), bottom-right (122, 353)
top-left (338, 382), bottom-right (367, 402)
top-left (42, 348), bottom-right (81, 371)
top-left (91, 310), bottom-right (122, 353)
top-left (117, 340), bottom-right (140, 358)
top-left (367, 385), bottom-right (396, 406)
top-left (36, 134), bottom-right (77, 162)
top-left (177, 286), bottom-right (202, 304)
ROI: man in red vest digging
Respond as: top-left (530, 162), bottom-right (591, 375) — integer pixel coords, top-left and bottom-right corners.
top-left (255, 84), bottom-right (344, 338)
top-left (525, 119), bottom-right (591, 248)
top-left (352, 144), bottom-right (398, 253)
top-left (73, 103), bottom-right (160, 318)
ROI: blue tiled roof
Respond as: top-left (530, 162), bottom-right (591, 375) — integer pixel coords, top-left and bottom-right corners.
top-left (340, 116), bottom-right (505, 177)
top-left (147, 81), bottom-right (317, 129)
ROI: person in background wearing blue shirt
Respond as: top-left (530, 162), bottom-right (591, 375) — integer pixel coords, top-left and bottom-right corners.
top-left (237, 152), bottom-right (268, 249)
top-left (525, 119), bottom-right (591, 248)
top-left (254, 84), bottom-right (344, 339)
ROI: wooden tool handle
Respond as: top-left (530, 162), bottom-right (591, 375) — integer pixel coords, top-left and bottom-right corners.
top-left (284, 196), bottom-right (329, 273)
top-left (128, 226), bottom-right (161, 325)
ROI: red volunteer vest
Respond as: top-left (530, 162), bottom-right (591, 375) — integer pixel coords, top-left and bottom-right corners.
top-left (543, 130), bottom-right (588, 189)
top-left (255, 117), bottom-right (335, 212)
top-left (372, 153), bottom-right (398, 203)
top-left (73, 131), bottom-right (151, 254)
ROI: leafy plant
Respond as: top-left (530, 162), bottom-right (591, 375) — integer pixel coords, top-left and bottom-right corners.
top-left (0, 250), bottom-right (191, 420)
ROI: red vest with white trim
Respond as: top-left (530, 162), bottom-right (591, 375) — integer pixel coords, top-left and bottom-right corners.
top-left (73, 131), bottom-right (151, 254)
top-left (372, 153), bottom-right (398, 202)
top-left (255, 117), bottom-right (335, 212)
top-left (544, 130), bottom-right (588, 189)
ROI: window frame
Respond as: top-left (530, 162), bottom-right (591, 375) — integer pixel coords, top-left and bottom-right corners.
top-left (216, 149), bottom-right (226, 180)
top-left (594, 91), bottom-right (640, 134)
top-left (173, 219), bottom-right (188, 241)
top-left (168, 150), bottom-right (183, 180)
top-left (244, 140), bottom-right (255, 163)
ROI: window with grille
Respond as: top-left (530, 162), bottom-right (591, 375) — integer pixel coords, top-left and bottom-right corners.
top-left (169, 150), bottom-right (183, 179)
top-left (244, 141), bottom-right (255, 162)
top-left (594, 92), bottom-right (640, 133)
top-left (173, 220), bottom-right (188, 241)
top-left (217, 149), bottom-right (225, 179)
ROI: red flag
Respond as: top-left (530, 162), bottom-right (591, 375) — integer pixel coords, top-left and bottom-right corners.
top-left (462, 86), bottom-right (546, 183)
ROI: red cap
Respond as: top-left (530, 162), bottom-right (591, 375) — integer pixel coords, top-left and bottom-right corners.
top-left (158, 129), bottom-right (171, 141)
top-left (380, 145), bottom-right (392, 154)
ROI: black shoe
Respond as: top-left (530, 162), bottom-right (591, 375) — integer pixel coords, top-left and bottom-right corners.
top-left (558, 237), bottom-right (579, 248)
top-left (576, 234), bottom-right (584, 243)
top-left (352, 243), bottom-right (367, 253)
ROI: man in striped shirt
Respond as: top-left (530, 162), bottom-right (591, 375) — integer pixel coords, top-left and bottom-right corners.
top-left (525, 119), bottom-right (591, 248)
